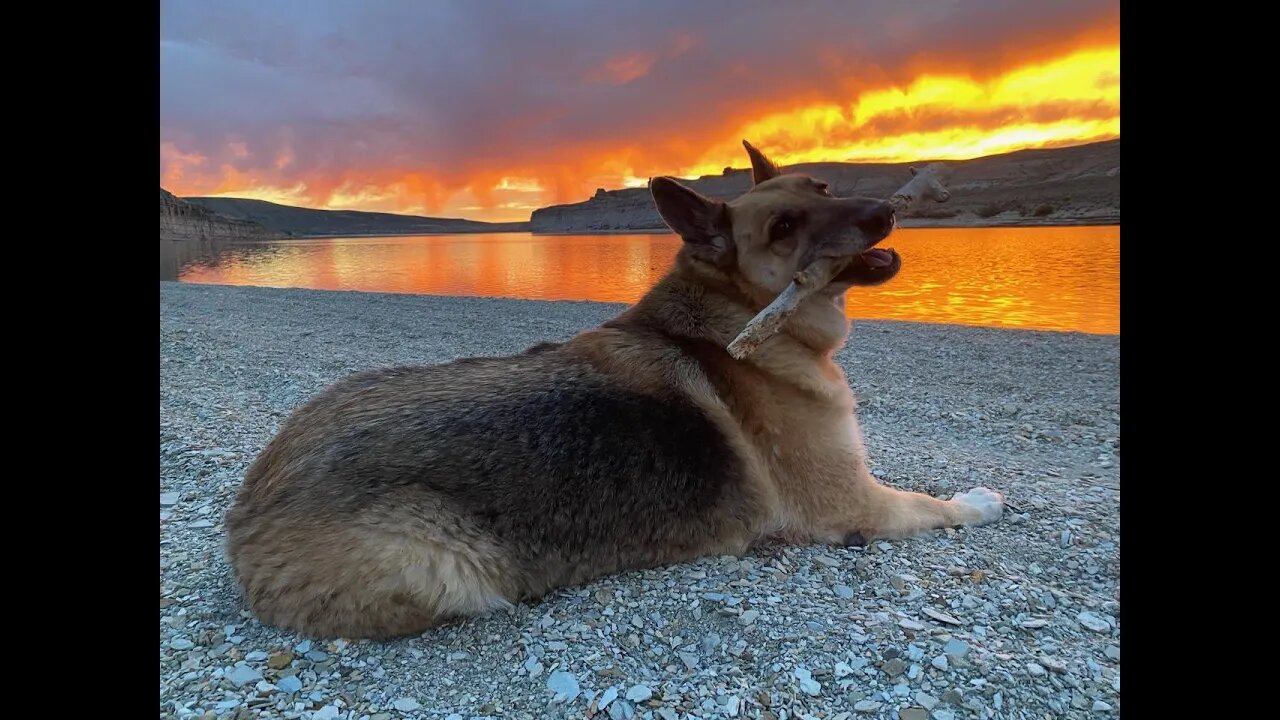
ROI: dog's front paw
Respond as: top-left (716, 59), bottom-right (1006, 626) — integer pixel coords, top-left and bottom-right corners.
top-left (950, 486), bottom-right (1004, 525)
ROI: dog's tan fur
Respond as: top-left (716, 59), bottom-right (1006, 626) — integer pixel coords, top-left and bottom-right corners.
top-left (225, 142), bottom-right (1002, 639)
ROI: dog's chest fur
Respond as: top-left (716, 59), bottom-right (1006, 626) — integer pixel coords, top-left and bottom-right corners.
top-left (696, 339), bottom-right (866, 534)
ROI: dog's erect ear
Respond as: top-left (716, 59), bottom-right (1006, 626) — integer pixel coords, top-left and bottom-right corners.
top-left (742, 139), bottom-right (782, 185)
top-left (650, 177), bottom-right (732, 265)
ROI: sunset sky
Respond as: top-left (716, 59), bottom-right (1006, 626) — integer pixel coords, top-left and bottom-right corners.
top-left (160, 0), bottom-right (1120, 223)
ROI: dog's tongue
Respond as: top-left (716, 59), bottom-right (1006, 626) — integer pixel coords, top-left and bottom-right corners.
top-left (860, 248), bottom-right (894, 268)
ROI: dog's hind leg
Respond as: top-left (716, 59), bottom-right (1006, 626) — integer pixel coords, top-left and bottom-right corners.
top-left (227, 497), bottom-right (521, 639)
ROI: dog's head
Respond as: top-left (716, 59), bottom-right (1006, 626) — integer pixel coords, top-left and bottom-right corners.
top-left (651, 141), bottom-right (900, 305)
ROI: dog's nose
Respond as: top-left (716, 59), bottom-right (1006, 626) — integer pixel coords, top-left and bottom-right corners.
top-left (856, 202), bottom-right (895, 240)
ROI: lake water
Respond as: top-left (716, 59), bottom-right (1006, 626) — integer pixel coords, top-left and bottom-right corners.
top-left (163, 226), bottom-right (1119, 334)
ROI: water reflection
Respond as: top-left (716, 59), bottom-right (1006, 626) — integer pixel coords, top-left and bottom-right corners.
top-left (169, 227), bottom-right (1119, 334)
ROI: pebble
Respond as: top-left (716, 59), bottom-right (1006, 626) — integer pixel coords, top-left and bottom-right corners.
top-left (1039, 655), bottom-right (1068, 674)
top-left (170, 638), bottom-right (193, 651)
top-left (932, 711), bottom-right (956, 720)
top-left (391, 698), bottom-right (421, 712)
top-left (1093, 700), bottom-right (1113, 711)
top-left (547, 671), bottom-right (581, 703)
top-left (276, 675), bottom-right (302, 694)
top-left (834, 584), bottom-right (856, 599)
top-left (794, 667), bottom-right (822, 696)
top-left (931, 655), bottom-right (949, 671)
top-left (915, 692), bottom-right (939, 710)
top-left (1026, 662), bottom-right (1047, 677)
top-left (226, 664), bottom-right (262, 687)
top-left (1077, 611), bottom-right (1113, 633)
top-left (626, 685), bottom-right (652, 702)
top-left (943, 639), bottom-right (969, 659)
top-left (899, 709), bottom-right (928, 720)
top-left (740, 609), bottom-right (760, 625)
top-left (924, 608), bottom-right (962, 625)
top-left (160, 492), bottom-right (180, 506)
top-left (313, 707), bottom-right (340, 720)
top-left (701, 632), bottom-right (722, 654)
top-left (854, 700), bottom-right (883, 712)
top-left (244, 650), bottom-right (268, 662)
top-left (1104, 645), bottom-right (1120, 661)
top-left (598, 687), bottom-right (619, 711)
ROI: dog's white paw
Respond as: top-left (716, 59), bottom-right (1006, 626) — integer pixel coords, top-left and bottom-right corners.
top-left (950, 486), bottom-right (1004, 525)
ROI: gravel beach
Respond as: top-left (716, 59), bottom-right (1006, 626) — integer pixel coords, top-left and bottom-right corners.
top-left (160, 282), bottom-right (1120, 720)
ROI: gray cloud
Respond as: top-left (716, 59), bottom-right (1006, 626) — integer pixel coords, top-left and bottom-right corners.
top-left (160, 0), bottom-right (1118, 213)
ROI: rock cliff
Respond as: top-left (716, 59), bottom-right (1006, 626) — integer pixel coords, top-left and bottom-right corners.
top-left (160, 188), bottom-right (285, 241)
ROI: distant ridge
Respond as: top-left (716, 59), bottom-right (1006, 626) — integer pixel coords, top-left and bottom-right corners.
top-left (183, 196), bottom-right (530, 237)
top-left (531, 139), bottom-right (1120, 233)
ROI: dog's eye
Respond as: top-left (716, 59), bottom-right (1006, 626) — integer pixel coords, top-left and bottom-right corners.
top-left (771, 215), bottom-right (797, 241)
top-left (815, 182), bottom-right (833, 197)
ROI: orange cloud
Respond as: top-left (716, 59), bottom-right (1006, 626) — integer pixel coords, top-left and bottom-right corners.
top-left (159, 142), bottom-right (207, 187)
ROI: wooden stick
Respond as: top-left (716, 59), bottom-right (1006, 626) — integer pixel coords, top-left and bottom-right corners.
top-left (726, 163), bottom-right (951, 360)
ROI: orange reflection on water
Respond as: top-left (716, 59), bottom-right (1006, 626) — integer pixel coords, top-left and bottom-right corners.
top-left (176, 226), bottom-right (1118, 334)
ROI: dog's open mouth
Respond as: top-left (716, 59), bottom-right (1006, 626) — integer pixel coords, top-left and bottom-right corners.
top-left (831, 233), bottom-right (902, 287)
top-left (858, 247), bottom-right (897, 269)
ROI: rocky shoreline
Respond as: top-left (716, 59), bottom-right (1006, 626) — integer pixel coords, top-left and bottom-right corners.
top-left (160, 283), bottom-right (1120, 720)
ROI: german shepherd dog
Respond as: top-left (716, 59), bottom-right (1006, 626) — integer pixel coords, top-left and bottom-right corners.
top-left (226, 141), bottom-right (1004, 639)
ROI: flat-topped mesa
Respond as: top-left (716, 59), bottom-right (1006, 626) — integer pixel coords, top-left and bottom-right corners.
top-left (725, 163), bottom-right (951, 360)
